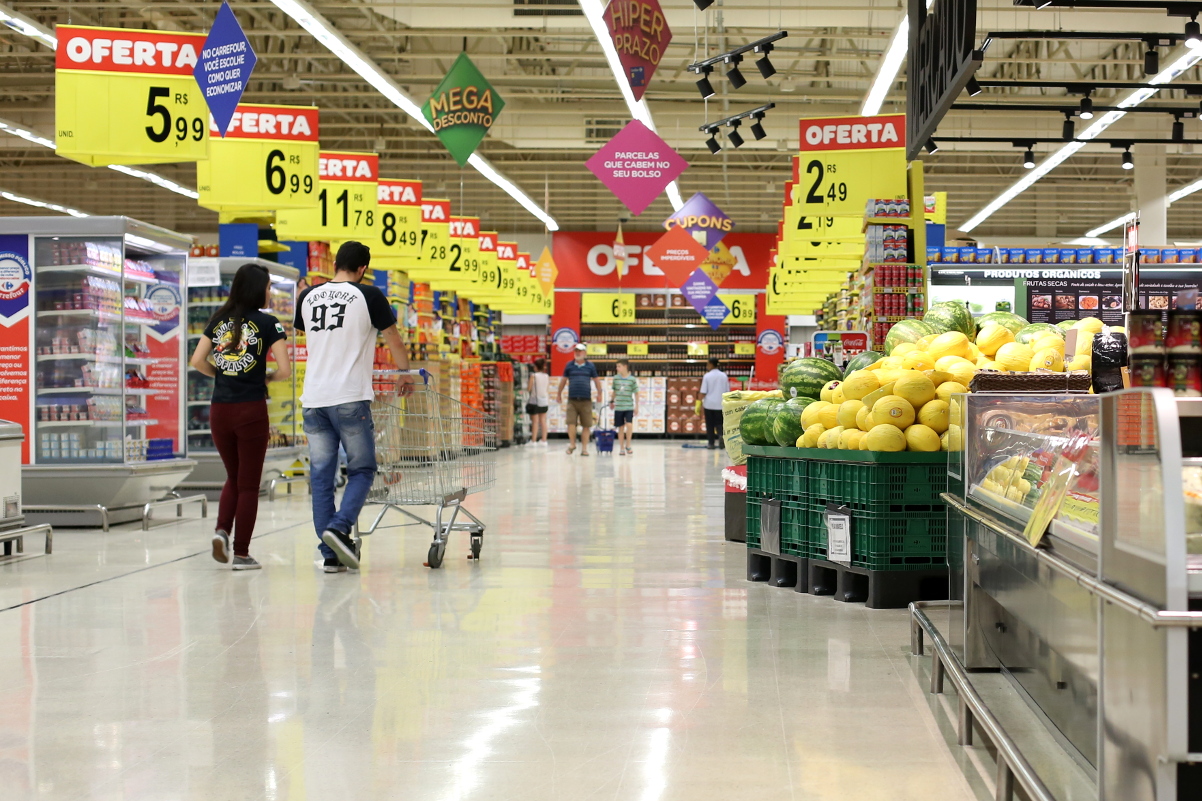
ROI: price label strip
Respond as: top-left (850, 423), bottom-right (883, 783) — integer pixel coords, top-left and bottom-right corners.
top-left (581, 293), bottom-right (635, 323)
top-left (276, 151), bottom-right (380, 241)
top-left (410, 198), bottom-right (452, 280)
top-left (197, 104), bottom-right (319, 215)
top-left (373, 179), bottom-right (422, 267)
top-left (56, 25), bottom-right (210, 166)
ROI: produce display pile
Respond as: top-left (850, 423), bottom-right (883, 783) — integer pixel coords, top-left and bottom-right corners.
top-left (740, 304), bottom-right (1120, 453)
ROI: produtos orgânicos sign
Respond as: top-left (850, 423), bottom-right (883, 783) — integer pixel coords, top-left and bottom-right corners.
top-left (422, 52), bottom-right (506, 167)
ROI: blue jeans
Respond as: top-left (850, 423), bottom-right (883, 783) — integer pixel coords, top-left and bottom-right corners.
top-left (303, 401), bottom-right (377, 559)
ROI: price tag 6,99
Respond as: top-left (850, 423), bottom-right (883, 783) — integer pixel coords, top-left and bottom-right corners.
top-left (276, 151), bottom-right (380, 241)
top-left (55, 26), bottom-right (210, 166)
top-left (581, 293), bottom-right (635, 323)
top-left (197, 104), bottom-right (319, 214)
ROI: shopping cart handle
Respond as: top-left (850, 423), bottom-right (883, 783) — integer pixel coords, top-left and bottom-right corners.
top-left (374, 368), bottom-right (431, 385)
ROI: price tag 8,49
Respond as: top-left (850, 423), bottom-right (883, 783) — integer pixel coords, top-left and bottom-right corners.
top-left (55, 26), bottom-right (210, 166)
top-left (374, 179), bottom-right (422, 267)
top-left (275, 151), bottom-right (380, 242)
top-left (197, 104), bottom-right (319, 214)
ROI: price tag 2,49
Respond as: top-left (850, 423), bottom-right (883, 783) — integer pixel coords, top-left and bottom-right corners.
top-left (275, 151), bottom-right (380, 241)
top-left (56, 26), bottom-right (210, 166)
top-left (197, 104), bottom-right (319, 214)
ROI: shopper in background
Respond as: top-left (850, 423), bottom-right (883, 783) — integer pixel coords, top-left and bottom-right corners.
top-left (609, 359), bottom-right (638, 456)
top-left (189, 263), bottom-right (292, 570)
top-left (700, 357), bottom-right (730, 450)
top-left (296, 241), bottom-right (414, 573)
top-left (557, 343), bottom-right (602, 456)
top-left (526, 357), bottom-right (550, 446)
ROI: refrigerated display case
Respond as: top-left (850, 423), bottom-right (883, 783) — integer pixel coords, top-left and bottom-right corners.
top-left (180, 257), bottom-right (302, 496)
top-left (0, 216), bottom-right (196, 527)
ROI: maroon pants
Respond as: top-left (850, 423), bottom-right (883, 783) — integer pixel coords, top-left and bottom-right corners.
top-left (210, 400), bottom-right (270, 557)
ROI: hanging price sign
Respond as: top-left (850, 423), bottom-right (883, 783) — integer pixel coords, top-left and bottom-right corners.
top-left (628, 342), bottom-right (649, 356)
top-left (687, 341), bottom-right (710, 357)
top-left (55, 26), bottom-right (210, 166)
top-left (410, 198), bottom-right (452, 280)
top-left (197, 104), bottom-right (319, 214)
top-left (439, 217), bottom-right (481, 291)
top-left (511, 252), bottom-right (553, 314)
top-left (716, 294), bottom-right (757, 324)
top-left (734, 342), bottom-right (756, 355)
top-left (469, 231), bottom-right (499, 301)
top-left (581, 293), bottom-right (636, 323)
top-left (275, 151), bottom-right (380, 241)
top-left (374, 179), bottom-right (422, 266)
top-left (477, 239), bottom-right (515, 305)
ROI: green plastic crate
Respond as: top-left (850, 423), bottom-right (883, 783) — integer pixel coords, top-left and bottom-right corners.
top-left (780, 499), bottom-right (808, 556)
top-left (746, 496), bottom-right (761, 549)
top-left (746, 454), bottom-right (807, 501)
top-left (808, 504), bottom-right (947, 571)
top-left (807, 460), bottom-right (947, 508)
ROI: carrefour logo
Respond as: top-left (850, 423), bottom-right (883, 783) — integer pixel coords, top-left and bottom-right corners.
top-left (0, 252), bottom-right (31, 302)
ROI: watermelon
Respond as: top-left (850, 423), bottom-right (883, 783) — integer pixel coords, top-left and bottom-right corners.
top-left (924, 301), bottom-right (976, 338)
top-left (779, 357), bottom-right (843, 400)
top-left (976, 311), bottom-right (1027, 335)
top-left (1015, 323), bottom-right (1064, 344)
top-left (883, 318), bottom-right (938, 355)
top-left (844, 350), bottom-right (883, 377)
top-left (771, 397), bottom-right (814, 447)
top-left (741, 398), bottom-right (785, 446)
top-left (1057, 320), bottom-right (1076, 332)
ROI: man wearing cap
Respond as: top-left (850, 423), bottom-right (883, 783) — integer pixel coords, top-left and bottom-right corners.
top-left (557, 343), bottom-right (602, 456)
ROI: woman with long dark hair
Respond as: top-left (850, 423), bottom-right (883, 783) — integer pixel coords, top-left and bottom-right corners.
top-left (189, 263), bottom-right (292, 570)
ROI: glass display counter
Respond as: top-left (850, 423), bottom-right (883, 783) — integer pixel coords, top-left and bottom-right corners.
top-left (181, 257), bottom-right (301, 496)
top-left (0, 216), bottom-right (196, 527)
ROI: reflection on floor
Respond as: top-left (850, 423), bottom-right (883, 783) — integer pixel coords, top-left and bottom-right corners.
top-left (0, 442), bottom-right (979, 800)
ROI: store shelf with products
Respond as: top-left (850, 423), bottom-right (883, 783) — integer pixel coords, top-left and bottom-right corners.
top-left (941, 388), bottom-right (1202, 797)
top-left (0, 216), bottom-right (197, 527)
top-left (179, 257), bottom-right (302, 495)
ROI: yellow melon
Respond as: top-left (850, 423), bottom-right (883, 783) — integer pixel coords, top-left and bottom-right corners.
top-left (1066, 354), bottom-right (1091, 372)
top-left (941, 424), bottom-right (963, 452)
top-left (875, 369), bottom-right (906, 386)
top-left (1030, 347), bottom-right (1064, 372)
top-left (819, 379), bottom-right (842, 403)
top-left (836, 399), bottom-right (866, 429)
top-left (863, 360), bottom-right (884, 371)
top-left (891, 342), bottom-right (918, 357)
top-left (902, 350), bottom-right (935, 371)
top-left (800, 423), bottom-right (825, 448)
top-left (892, 371), bottom-right (937, 408)
top-left (949, 397), bottom-right (963, 426)
top-left (819, 426), bottom-right (845, 449)
top-left (996, 342), bottom-right (1035, 372)
top-left (905, 424), bottom-right (941, 452)
top-left (1074, 316), bottom-right (1104, 335)
top-left (856, 405), bottom-right (874, 432)
top-left (865, 423), bottom-right (907, 452)
top-left (935, 381), bottom-right (969, 403)
top-left (800, 401), bottom-right (830, 429)
top-left (945, 361), bottom-right (976, 387)
top-left (917, 333), bottom-right (940, 350)
top-left (841, 370), bottom-right (880, 400)
top-left (846, 429), bottom-right (865, 450)
top-left (967, 342), bottom-right (983, 362)
top-left (818, 403), bottom-right (840, 430)
top-left (917, 399), bottom-right (950, 433)
top-left (982, 360), bottom-right (1006, 372)
top-left (872, 395), bottom-right (916, 429)
top-left (838, 428), bottom-right (858, 449)
top-left (830, 384), bottom-right (846, 404)
top-left (935, 355), bottom-right (973, 372)
top-left (976, 324), bottom-right (1015, 356)
top-left (859, 434), bottom-right (872, 450)
top-left (1033, 334), bottom-right (1065, 354)
top-left (1110, 325), bottom-right (1126, 335)
top-left (879, 357), bottom-right (904, 370)
top-left (928, 331), bottom-right (971, 361)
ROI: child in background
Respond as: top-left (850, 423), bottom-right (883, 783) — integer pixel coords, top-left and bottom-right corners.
top-left (610, 359), bottom-right (638, 456)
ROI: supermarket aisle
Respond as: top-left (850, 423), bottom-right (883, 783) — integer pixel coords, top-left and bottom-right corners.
top-left (0, 442), bottom-right (976, 801)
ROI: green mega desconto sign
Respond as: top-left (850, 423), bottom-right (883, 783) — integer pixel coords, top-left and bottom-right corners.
top-left (422, 52), bottom-right (506, 167)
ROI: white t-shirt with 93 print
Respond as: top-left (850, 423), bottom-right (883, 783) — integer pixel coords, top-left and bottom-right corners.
top-left (294, 280), bottom-right (397, 408)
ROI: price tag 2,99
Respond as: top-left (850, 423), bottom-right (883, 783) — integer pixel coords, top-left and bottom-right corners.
top-left (56, 26), bottom-right (210, 166)
top-left (276, 151), bottom-right (380, 241)
top-left (197, 104), bottom-right (319, 214)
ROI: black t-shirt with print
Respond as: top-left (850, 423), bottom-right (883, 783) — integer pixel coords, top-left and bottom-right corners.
top-left (203, 309), bottom-right (288, 404)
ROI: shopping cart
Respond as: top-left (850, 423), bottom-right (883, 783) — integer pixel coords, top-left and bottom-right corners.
top-left (360, 369), bottom-right (497, 568)
top-left (593, 405), bottom-right (616, 455)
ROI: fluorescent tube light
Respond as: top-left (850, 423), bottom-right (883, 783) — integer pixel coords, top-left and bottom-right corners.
top-left (577, 0), bottom-right (682, 212)
top-left (269, 0), bottom-right (558, 230)
top-left (0, 3), bottom-right (56, 49)
top-left (1080, 173), bottom-right (1202, 239)
top-left (860, 0), bottom-right (935, 117)
top-left (0, 189), bottom-right (87, 217)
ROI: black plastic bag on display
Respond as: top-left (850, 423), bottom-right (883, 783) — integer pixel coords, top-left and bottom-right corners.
top-left (1091, 329), bottom-right (1128, 394)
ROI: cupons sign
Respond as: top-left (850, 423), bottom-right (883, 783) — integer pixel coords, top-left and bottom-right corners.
top-left (422, 52), bottom-right (506, 167)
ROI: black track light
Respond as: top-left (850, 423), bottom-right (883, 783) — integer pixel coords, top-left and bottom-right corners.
top-left (1174, 117), bottom-right (1186, 142)
top-left (705, 127), bottom-right (722, 154)
top-left (966, 78), bottom-right (982, 96)
top-left (1144, 48), bottom-right (1159, 75)
top-left (1023, 149), bottom-right (1036, 169)
top-left (1122, 150), bottom-right (1134, 170)
top-left (1062, 115), bottom-right (1075, 141)
top-left (1188, 18), bottom-right (1201, 49)
top-left (727, 121), bottom-right (744, 148)
top-left (1079, 95), bottom-right (1094, 120)
top-left (693, 0), bottom-right (715, 9)
top-left (725, 54), bottom-right (746, 89)
top-left (695, 66), bottom-right (715, 99)
top-left (925, 138), bottom-right (939, 154)
top-left (755, 44), bottom-right (776, 79)
top-left (749, 113), bottom-right (767, 140)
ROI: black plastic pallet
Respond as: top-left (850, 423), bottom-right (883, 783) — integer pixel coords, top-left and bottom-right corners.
top-left (806, 557), bottom-right (948, 609)
top-left (746, 548), bottom-right (807, 589)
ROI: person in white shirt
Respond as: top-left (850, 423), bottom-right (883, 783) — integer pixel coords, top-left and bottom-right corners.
top-left (294, 241), bottom-right (413, 573)
top-left (700, 358), bottom-right (730, 449)
top-left (526, 357), bottom-right (550, 446)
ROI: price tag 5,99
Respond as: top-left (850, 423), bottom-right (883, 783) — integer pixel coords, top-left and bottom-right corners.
top-left (197, 104), bottom-right (319, 214)
top-left (276, 151), bottom-right (380, 241)
top-left (56, 26), bottom-right (210, 166)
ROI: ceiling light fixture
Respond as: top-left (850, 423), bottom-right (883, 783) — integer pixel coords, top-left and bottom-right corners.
top-left (750, 112), bottom-right (768, 140)
top-left (698, 104), bottom-right (775, 150)
top-left (860, 0), bottom-right (936, 116)
top-left (0, 188), bottom-right (87, 217)
top-left (1122, 149), bottom-right (1135, 169)
top-left (1145, 47), bottom-right (1160, 75)
top-left (1023, 149), bottom-right (1036, 169)
top-left (693, 0), bottom-right (715, 9)
top-left (727, 120), bottom-right (744, 149)
top-left (925, 138), bottom-right (939, 154)
top-left (688, 32), bottom-right (788, 93)
top-left (725, 54), bottom-right (747, 90)
top-left (754, 44), bottom-right (777, 79)
top-left (695, 66), bottom-right (716, 99)
top-left (271, 0), bottom-right (559, 230)
top-left (578, 0), bottom-right (681, 210)
top-left (1062, 115), bottom-right (1075, 141)
top-left (966, 77), bottom-right (983, 96)
top-left (705, 128), bottom-right (722, 154)
top-left (0, 3), bottom-right (56, 49)
top-left (1079, 95), bottom-right (1094, 120)
top-left (1174, 116), bottom-right (1186, 142)
top-left (1187, 17), bottom-right (1201, 49)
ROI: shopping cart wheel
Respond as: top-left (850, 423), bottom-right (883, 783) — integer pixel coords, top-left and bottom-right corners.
top-left (469, 535), bottom-right (482, 560)
top-left (426, 540), bottom-right (446, 569)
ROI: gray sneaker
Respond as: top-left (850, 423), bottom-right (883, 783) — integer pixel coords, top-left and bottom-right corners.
top-left (232, 555), bottom-right (261, 570)
top-left (211, 530), bottom-right (231, 564)
top-left (323, 557), bottom-right (347, 573)
top-left (321, 529), bottom-right (360, 570)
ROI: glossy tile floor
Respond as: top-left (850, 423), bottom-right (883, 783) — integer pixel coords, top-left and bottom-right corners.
top-left (0, 442), bottom-right (980, 801)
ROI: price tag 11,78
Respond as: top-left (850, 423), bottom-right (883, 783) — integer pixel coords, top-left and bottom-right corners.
top-left (197, 104), bottom-right (319, 214)
top-left (275, 151), bottom-right (380, 241)
top-left (56, 26), bottom-right (210, 166)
